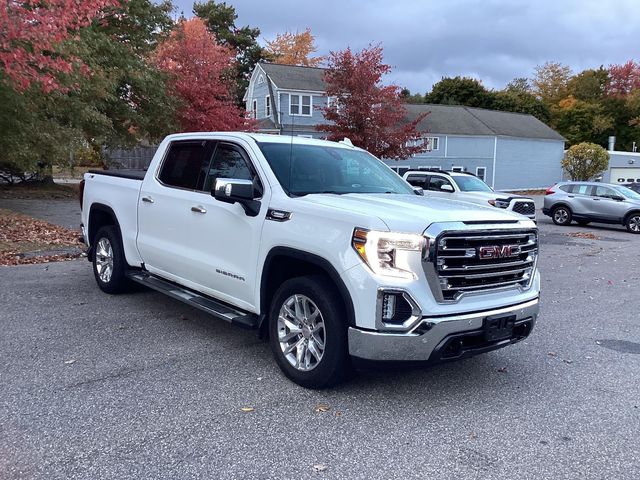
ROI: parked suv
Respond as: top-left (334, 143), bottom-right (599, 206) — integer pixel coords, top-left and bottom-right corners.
top-left (543, 181), bottom-right (640, 233)
top-left (402, 170), bottom-right (536, 221)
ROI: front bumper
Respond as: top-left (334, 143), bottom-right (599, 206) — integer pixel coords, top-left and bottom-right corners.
top-left (348, 298), bottom-right (538, 362)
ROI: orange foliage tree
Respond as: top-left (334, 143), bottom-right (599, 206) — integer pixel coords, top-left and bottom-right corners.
top-left (265, 28), bottom-right (324, 67)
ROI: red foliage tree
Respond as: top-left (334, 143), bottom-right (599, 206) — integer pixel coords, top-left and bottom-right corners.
top-left (0, 0), bottom-right (119, 91)
top-left (316, 45), bottom-right (427, 159)
top-left (155, 18), bottom-right (252, 132)
top-left (606, 60), bottom-right (640, 97)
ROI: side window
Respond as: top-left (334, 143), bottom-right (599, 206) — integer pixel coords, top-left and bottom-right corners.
top-left (406, 174), bottom-right (427, 187)
top-left (559, 184), bottom-right (573, 193)
top-left (158, 141), bottom-right (208, 190)
top-left (574, 184), bottom-right (590, 195)
top-left (428, 175), bottom-right (453, 192)
top-left (593, 186), bottom-right (618, 199)
top-left (203, 143), bottom-right (254, 192)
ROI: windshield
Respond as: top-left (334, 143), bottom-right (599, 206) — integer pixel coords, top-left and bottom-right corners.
top-left (454, 175), bottom-right (493, 192)
top-left (256, 142), bottom-right (415, 196)
top-left (615, 185), bottom-right (640, 200)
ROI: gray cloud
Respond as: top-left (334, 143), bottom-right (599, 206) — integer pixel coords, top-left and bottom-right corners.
top-left (175, 0), bottom-right (640, 93)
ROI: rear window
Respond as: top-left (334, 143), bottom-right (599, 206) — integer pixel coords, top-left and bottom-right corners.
top-left (158, 141), bottom-right (208, 190)
top-left (559, 185), bottom-right (572, 192)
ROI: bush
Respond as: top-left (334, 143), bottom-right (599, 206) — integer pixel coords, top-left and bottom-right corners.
top-left (561, 142), bottom-right (609, 181)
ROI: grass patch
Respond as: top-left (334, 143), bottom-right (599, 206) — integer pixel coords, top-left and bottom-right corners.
top-left (0, 209), bottom-right (83, 266)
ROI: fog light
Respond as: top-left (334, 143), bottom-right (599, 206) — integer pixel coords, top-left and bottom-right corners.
top-left (381, 293), bottom-right (396, 321)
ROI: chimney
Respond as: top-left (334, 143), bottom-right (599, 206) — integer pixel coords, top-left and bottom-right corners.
top-left (608, 136), bottom-right (616, 151)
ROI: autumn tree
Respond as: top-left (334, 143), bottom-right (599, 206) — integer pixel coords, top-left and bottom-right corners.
top-left (317, 45), bottom-right (427, 159)
top-left (0, 0), bottom-right (119, 92)
top-left (606, 60), bottom-right (640, 97)
top-left (567, 67), bottom-right (608, 102)
top-left (533, 62), bottom-right (572, 105)
top-left (424, 76), bottom-right (493, 108)
top-left (561, 142), bottom-right (609, 181)
top-left (155, 18), bottom-right (251, 132)
top-left (265, 28), bottom-right (324, 67)
top-left (193, 1), bottom-right (268, 104)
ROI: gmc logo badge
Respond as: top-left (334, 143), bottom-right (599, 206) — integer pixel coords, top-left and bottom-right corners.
top-left (478, 245), bottom-right (521, 260)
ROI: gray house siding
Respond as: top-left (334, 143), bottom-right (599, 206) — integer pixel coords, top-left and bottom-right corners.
top-left (494, 137), bottom-right (564, 190)
top-left (276, 92), bottom-right (330, 138)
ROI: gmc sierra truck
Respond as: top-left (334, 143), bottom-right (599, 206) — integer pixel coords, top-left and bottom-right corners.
top-left (81, 133), bottom-right (540, 388)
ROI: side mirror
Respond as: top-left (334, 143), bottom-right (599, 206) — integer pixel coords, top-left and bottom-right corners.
top-left (412, 186), bottom-right (424, 196)
top-left (440, 184), bottom-right (454, 192)
top-left (213, 178), bottom-right (261, 217)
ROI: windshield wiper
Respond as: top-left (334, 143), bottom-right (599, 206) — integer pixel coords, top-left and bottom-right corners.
top-left (290, 191), bottom-right (347, 196)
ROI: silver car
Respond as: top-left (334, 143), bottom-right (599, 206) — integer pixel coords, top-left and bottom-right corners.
top-left (543, 181), bottom-right (640, 234)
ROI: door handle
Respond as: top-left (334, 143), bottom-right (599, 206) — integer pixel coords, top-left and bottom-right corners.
top-left (141, 196), bottom-right (154, 203)
top-left (593, 198), bottom-right (601, 201)
top-left (568, 195), bottom-right (575, 198)
top-left (191, 206), bottom-right (207, 214)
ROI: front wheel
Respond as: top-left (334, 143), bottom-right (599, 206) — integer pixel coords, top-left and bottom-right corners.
top-left (552, 206), bottom-right (572, 226)
top-left (269, 275), bottom-right (349, 389)
top-left (92, 226), bottom-right (130, 294)
top-left (626, 213), bottom-right (640, 234)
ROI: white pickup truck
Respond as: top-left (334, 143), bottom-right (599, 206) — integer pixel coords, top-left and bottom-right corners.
top-left (80, 133), bottom-right (540, 388)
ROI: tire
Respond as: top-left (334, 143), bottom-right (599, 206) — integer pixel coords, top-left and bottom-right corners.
top-left (268, 275), bottom-right (350, 389)
top-left (626, 213), bottom-right (640, 234)
top-left (576, 220), bottom-right (591, 226)
top-left (92, 225), bottom-right (130, 294)
top-left (552, 205), bottom-right (572, 226)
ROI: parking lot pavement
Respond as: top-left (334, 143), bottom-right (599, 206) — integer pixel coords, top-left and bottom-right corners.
top-left (1, 221), bottom-right (639, 480)
top-left (1, 198), bottom-right (80, 230)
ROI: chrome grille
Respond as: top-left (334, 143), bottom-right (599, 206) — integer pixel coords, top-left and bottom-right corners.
top-left (512, 201), bottom-right (536, 216)
top-left (432, 229), bottom-right (537, 301)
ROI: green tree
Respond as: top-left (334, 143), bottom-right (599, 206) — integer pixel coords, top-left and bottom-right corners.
top-left (554, 96), bottom-right (614, 146)
top-left (505, 77), bottom-right (532, 94)
top-left (193, 1), bottom-right (268, 104)
top-left (425, 76), bottom-right (493, 108)
top-left (400, 87), bottom-right (425, 104)
top-left (561, 142), bottom-right (609, 180)
top-left (567, 67), bottom-right (609, 102)
top-left (492, 89), bottom-right (550, 123)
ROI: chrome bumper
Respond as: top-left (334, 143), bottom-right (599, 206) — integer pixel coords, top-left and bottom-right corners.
top-left (348, 298), bottom-right (539, 362)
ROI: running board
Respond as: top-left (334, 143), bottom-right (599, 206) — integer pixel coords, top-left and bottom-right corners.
top-left (126, 271), bottom-right (258, 329)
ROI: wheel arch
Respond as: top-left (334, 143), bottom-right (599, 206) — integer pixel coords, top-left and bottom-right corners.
top-left (259, 247), bottom-right (356, 335)
top-left (623, 209), bottom-right (640, 226)
top-left (87, 203), bottom-right (122, 260)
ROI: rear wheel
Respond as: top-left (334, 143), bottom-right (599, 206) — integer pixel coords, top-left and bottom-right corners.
top-left (269, 275), bottom-right (349, 389)
top-left (626, 213), bottom-right (640, 234)
top-left (552, 206), bottom-right (572, 226)
top-left (92, 226), bottom-right (130, 294)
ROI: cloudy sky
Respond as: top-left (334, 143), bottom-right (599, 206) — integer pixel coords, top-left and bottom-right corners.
top-left (172, 0), bottom-right (640, 93)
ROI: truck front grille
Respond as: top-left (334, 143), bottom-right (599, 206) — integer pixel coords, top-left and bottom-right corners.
top-left (431, 229), bottom-right (538, 301)
top-left (512, 201), bottom-right (536, 217)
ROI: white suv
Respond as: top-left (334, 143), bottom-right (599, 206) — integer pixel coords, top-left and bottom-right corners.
top-left (403, 170), bottom-right (537, 221)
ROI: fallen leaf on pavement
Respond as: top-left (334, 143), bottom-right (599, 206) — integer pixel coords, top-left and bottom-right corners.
top-left (314, 404), bottom-right (330, 413)
top-left (547, 352), bottom-right (557, 357)
top-left (64, 359), bottom-right (76, 365)
top-left (313, 464), bottom-right (327, 473)
top-left (240, 407), bottom-right (254, 412)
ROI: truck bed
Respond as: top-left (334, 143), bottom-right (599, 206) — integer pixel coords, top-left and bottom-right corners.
top-left (88, 169), bottom-right (147, 181)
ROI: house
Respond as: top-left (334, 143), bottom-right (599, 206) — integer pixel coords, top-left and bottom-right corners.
top-left (245, 63), bottom-right (566, 190)
top-left (387, 104), bottom-right (566, 190)
top-left (599, 137), bottom-right (640, 184)
top-left (244, 62), bottom-right (331, 138)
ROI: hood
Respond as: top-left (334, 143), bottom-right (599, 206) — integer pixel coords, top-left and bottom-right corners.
top-left (298, 193), bottom-right (525, 232)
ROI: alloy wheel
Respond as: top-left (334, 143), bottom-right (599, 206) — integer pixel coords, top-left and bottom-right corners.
top-left (554, 208), bottom-right (568, 224)
top-left (630, 215), bottom-right (640, 232)
top-left (95, 237), bottom-right (114, 283)
top-left (277, 294), bottom-right (326, 372)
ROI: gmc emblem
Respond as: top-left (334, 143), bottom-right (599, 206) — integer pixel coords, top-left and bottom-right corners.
top-left (478, 244), bottom-right (521, 260)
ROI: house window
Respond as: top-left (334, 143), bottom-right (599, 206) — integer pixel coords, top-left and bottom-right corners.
top-left (406, 137), bottom-right (425, 148)
top-left (290, 94), bottom-right (312, 116)
top-left (426, 137), bottom-right (439, 151)
top-left (265, 96), bottom-right (271, 117)
top-left (476, 167), bottom-right (486, 181)
top-left (452, 166), bottom-right (465, 172)
top-left (252, 99), bottom-right (257, 119)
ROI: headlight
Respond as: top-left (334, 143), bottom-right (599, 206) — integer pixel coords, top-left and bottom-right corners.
top-left (352, 228), bottom-right (426, 279)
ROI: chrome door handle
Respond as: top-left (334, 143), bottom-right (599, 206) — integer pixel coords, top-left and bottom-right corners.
top-left (142, 196), bottom-right (154, 203)
top-left (191, 206), bottom-right (207, 214)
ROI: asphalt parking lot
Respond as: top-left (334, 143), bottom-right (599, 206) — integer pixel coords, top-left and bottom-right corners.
top-left (1, 214), bottom-right (639, 479)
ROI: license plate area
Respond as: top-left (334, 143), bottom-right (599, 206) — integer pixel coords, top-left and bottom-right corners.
top-left (484, 314), bottom-right (516, 342)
